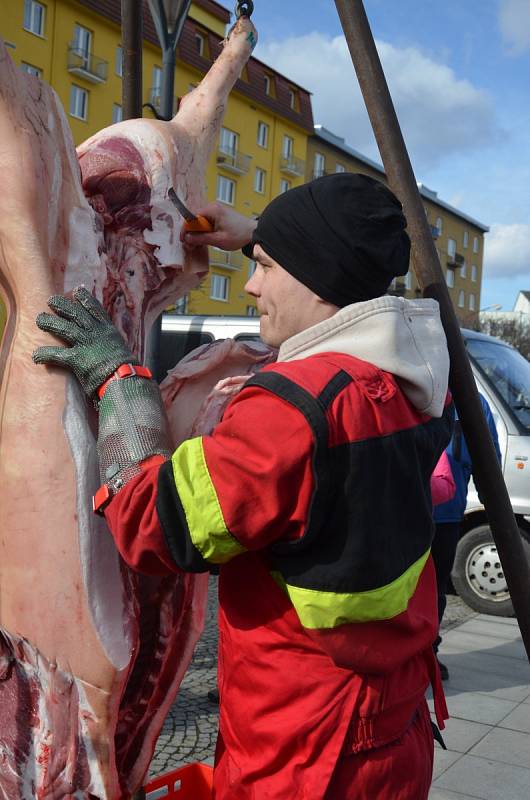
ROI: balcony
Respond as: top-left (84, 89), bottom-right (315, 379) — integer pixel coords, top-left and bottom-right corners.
top-left (67, 45), bottom-right (108, 84)
top-left (280, 155), bottom-right (305, 177)
top-left (209, 247), bottom-right (242, 271)
top-left (216, 148), bottom-right (251, 175)
top-left (147, 88), bottom-right (178, 116)
top-left (447, 252), bottom-right (465, 268)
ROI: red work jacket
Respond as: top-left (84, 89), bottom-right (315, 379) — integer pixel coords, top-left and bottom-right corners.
top-left (105, 353), bottom-right (451, 798)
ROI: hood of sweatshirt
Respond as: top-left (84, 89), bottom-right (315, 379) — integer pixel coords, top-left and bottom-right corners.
top-left (278, 295), bottom-right (449, 417)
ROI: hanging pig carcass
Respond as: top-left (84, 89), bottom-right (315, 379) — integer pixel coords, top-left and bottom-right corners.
top-left (0, 16), bottom-right (257, 799)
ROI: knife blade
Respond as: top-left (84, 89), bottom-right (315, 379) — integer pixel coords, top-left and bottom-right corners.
top-left (168, 188), bottom-right (214, 233)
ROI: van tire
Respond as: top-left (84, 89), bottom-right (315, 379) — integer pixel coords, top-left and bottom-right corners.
top-left (451, 524), bottom-right (530, 617)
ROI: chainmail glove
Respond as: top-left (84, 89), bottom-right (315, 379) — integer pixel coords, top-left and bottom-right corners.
top-left (33, 286), bottom-right (138, 400)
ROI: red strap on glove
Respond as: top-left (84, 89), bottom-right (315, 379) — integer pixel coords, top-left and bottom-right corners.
top-left (97, 363), bottom-right (153, 401)
top-left (93, 454), bottom-right (166, 515)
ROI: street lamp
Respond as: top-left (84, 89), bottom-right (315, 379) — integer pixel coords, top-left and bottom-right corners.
top-left (147, 0), bottom-right (192, 120)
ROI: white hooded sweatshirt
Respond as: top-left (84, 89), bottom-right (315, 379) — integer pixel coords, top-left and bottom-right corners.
top-left (278, 295), bottom-right (450, 418)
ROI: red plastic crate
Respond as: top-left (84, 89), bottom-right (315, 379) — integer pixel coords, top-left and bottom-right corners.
top-left (144, 763), bottom-right (213, 799)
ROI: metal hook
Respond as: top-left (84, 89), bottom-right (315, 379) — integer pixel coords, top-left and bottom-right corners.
top-left (235, 0), bottom-right (254, 18)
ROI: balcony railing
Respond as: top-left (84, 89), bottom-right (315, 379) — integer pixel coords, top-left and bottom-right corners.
top-left (447, 252), bottom-right (465, 268)
top-left (67, 45), bottom-right (108, 84)
top-left (147, 88), bottom-right (178, 116)
top-left (216, 148), bottom-right (252, 175)
top-left (209, 247), bottom-right (242, 271)
top-left (280, 155), bottom-right (305, 177)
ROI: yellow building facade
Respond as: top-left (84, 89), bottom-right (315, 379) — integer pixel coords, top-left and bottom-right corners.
top-left (2, 0), bottom-right (313, 315)
top-left (307, 126), bottom-right (489, 326)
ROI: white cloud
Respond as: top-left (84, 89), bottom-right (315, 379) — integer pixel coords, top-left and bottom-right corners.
top-left (499, 0), bottom-right (530, 55)
top-left (483, 223), bottom-right (530, 277)
top-left (258, 33), bottom-right (500, 172)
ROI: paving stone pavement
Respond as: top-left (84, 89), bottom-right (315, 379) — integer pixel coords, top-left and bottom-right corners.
top-left (148, 587), bottom-right (476, 779)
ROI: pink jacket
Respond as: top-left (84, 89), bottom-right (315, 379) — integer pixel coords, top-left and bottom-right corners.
top-left (430, 450), bottom-right (456, 507)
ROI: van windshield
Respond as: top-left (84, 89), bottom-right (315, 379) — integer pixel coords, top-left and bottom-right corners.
top-left (466, 338), bottom-right (530, 430)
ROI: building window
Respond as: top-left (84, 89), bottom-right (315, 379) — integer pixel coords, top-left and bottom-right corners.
top-left (447, 238), bottom-right (456, 259)
top-left (458, 290), bottom-right (465, 308)
top-left (248, 260), bottom-right (257, 278)
top-left (254, 168), bottom-right (266, 194)
top-left (195, 33), bottom-right (205, 56)
top-left (282, 135), bottom-right (294, 159)
top-left (70, 85), bottom-right (88, 120)
top-left (280, 179), bottom-right (290, 194)
top-left (23, 0), bottom-right (45, 36)
top-left (264, 74), bottom-right (271, 95)
top-left (471, 264), bottom-right (478, 282)
top-left (247, 305), bottom-right (257, 316)
top-left (115, 45), bottom-right (123, 77)
top-left (459, 260), bottom-right (466, 279)
top-left (473, 236), bottom-right (479, 253)
top-left (216, 175), bottom-right (235, 205)
top-left (257, 121), bottom-right (268, 148)
top-left (73, 24), bottom-right (92, 69)
top-left (220, 126), bottom-right (238, 156)
top-left (436, 216), bottom-right (443, 235)
top-left (446, 269), bottom-right (455, 288)
top-left (112, 103), bottom-right (123, 123)
top-left (152, 65), bottom-right (162, 97)
top-left (335, 163), bottom-right (345, 173)
top-left (210, 274), bottom-right (230, 302)
top-left (314, 152), bottom-right (325, 179)
top-left (20, 62), bottom-right (41, 77)
top-left (469, 293), bottom-right (476, 311)
top-left (463, 230), bottom-right (469, 249)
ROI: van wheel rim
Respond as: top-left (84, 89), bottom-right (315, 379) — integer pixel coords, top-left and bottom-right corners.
top-left (465, 543), bottom-right (510, 602)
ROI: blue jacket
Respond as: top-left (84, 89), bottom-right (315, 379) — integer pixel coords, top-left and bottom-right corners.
top-left (433, 395), bottom-right (501, 524)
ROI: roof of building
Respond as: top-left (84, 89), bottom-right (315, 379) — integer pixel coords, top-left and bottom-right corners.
top-left (78, 0), bottom-right (313, 132)
top-left (313, 125), bottom-right (489, 233)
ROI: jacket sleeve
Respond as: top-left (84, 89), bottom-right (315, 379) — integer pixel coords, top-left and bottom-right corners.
top-left (104, 383), bottom-right (315, 574)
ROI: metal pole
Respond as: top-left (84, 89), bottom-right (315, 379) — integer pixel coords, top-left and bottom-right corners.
top-left (121, 0), bottom-right (143, 119)
top-left (334, 0), bottom-right (530, 661)
top-left (147, 0), bottom-right (192, 120)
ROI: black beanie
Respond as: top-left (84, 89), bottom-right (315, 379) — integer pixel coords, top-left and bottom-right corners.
top-left (243, 173), bottom-right (410, 307)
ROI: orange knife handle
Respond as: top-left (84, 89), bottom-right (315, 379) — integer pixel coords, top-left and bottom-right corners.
top-left (184, 215), bottom-right (214, 233)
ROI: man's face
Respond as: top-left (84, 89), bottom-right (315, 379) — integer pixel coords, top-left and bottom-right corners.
top-left (244, 244), bottom-right (338, 348)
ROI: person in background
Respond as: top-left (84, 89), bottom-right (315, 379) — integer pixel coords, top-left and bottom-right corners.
top-left (432, 394), bottom-right (501, 680)
top-left (34, 173), bottom-right (453, 800)
top-left (431, 450), bottom-right (456, 508)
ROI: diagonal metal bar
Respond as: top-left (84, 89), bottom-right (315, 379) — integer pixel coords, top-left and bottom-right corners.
top-left (335, 0), bottom-right (530, 661)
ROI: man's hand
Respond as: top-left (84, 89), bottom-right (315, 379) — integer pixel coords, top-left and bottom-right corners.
top-left (33, 286), bottom-right (138, 401)
top-left (181, 202), bottom-right (257, 251)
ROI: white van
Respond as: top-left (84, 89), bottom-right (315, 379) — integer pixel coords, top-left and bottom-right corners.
top-left (452, 329), bottom-right (530, 616)
top-left (159, 315), bottom-right (530, 616)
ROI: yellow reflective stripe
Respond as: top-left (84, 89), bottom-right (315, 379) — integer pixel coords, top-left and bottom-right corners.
top-left (171, 437), bottom-right (246, 564)
top-left (272, 549), bottom-right (430, 629)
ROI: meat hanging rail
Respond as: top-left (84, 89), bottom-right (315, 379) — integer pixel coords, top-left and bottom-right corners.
top-left (334, 0), bottom-right (530, 662)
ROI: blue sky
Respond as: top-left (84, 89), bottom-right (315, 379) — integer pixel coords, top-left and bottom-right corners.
top-left (224, 0), bottom-right (530, 311)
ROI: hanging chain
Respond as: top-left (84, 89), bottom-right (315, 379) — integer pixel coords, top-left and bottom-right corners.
top-left (235, 1), bottom-right (254, 18)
